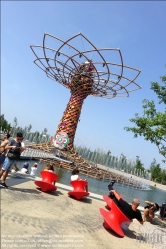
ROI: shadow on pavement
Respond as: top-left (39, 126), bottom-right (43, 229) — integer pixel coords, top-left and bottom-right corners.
top-left (8, 186), bottom-right (41, 195)
top-left (35, 187), bottom-right (64, 196)
top-left (68, 195), bottom-right (92, 204)
top-left (150, 218), bottom-right (166, 229)
top-left (102, 222), bottom-right (137, 239)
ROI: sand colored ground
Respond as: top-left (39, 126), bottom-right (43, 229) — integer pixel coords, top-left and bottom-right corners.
top-left (1, 173), bottom-right (166, 249)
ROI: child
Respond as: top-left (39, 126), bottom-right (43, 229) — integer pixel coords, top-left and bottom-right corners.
top-left (44, 164), bottom-right (54, 172)
top-left (71, 169), bottom-right (88, 192)
top-left (30, 163), bottom-right (38, 176)
top-left (71, 169), bottom-right (80, 181)
top-left (21, 163), bottom-right (29, 174)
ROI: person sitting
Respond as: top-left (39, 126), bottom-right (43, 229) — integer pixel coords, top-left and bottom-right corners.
top-left (158, 202), bottom-right (166, 220)
top-left (21, 163), bottom-right (29, 174)
top-left (44, 164), bottom-right (56, 185)
top-left (44, 164), bottom-right (54, 172)
top-left (71, 169), bottom-right (88, 192)
top-left (30, 163), bottom-right (38, 176)
top-left (143, 200), bottom-right (159, 223)
top-left (109, 190), bottom-right (143, 229)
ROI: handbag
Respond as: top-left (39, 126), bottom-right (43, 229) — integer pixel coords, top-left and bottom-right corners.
top-left (7, 152), bottom-right (20, 160)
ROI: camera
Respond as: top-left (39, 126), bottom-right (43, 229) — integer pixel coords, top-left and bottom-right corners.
top-left (108, 181), bottom-right (116, 199)
top-left (108, 180), bottom-right (115, 191)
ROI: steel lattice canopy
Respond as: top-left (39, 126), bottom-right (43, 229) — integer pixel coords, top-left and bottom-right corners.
top-left (30, 33), bottom-right (141, 99)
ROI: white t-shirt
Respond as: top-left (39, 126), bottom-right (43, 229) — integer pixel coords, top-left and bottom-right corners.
top-left (21, 168), bottom-right (28, 174)
top-left (71, 175), bottom-right (79, 181)
top-left (21, 142), bottom-right (25, 148)
top-left (30, 167), bottom-right (37, 176)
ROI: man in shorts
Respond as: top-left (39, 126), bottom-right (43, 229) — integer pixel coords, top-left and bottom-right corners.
top-left (0, 132), bottom-right (25, 188)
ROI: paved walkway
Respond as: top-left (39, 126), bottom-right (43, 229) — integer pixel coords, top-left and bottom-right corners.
top-left (1, 173), bottom-right (166, 249)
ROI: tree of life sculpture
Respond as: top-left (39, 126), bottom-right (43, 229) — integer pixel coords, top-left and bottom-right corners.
top-left (29, 33), bottom-right (141, 166)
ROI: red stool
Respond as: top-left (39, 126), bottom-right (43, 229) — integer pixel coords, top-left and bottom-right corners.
top-left (35, 171), bottom-right (58, 192)
top-left (99, 197), bottom-right (131, 237)
top-left (103, 194), bottom-right (124, 210)
top-left (68, 180), bottom-right (89, 200)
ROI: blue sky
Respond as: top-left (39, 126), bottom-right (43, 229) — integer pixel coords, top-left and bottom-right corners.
top-left (1, 1), bottom-right (166, 169)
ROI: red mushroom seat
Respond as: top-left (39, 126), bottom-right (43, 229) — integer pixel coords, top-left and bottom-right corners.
top-left (103, 194), bottom-right (124, 210)
top-left (68, 180), bottom-right (89, 200)
top-left (35, 170), bottom-right (58, 192)
top-left (99, 197), bottom-right (132, 237)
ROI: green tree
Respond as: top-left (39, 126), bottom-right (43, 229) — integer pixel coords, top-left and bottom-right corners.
top-left (27, 124), bottom-right (32, 133)
top-left (125, 75), bottom-right (166, 162)
top-left (107, 150), bottom-right (111, 156)
top-left (43, 128), bottom-right (48, 135)
top-left (0, 114), bottom-right (11, 132)
top-left (151, 163), bottom-right (162, 182)
top-left (150, 158), bottom-right (157, 171)
top-left (134, 156), bottom-right (145, 176)
top-left (135, 156), bottom-right (144, 170)
top-left (149, 158), bottom-right (166, 183)
top-left (160, 169), bottom-right (166, 184)
top-left (13, 117), bottom-right (18, 127)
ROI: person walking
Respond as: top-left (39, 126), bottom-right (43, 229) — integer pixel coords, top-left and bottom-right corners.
top-left (0, 132), bottom-right (25, 188)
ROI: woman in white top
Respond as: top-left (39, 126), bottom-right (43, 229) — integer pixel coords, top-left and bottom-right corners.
top-left (71, 169), bottom-right (80, 181)
top-left (30, 163), bottom-right (38, 176)
top-left (71, 169), bottom-right (88, 192)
